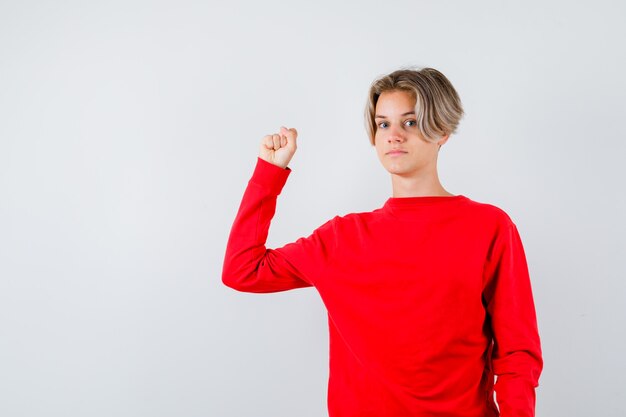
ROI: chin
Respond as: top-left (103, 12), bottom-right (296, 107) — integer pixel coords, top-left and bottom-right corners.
top-left (385, 162), bottom-right (423, 177)
top-left (384, 161), bottom-right (407, 172)
top-left (384, 166), bottom-right (408, 176)
top-left (378, 157), bottom-right (417, 174)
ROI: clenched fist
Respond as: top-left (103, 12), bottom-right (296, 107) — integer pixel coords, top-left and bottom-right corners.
top-left (259, 126), bottom-right (298, 169)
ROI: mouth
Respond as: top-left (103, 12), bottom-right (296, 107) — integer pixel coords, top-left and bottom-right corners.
top-left (387, 150), bottom-right (407, 156)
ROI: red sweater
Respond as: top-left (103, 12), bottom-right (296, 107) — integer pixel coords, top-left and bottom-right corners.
top-left (222, 157), bottom-right (543, 417)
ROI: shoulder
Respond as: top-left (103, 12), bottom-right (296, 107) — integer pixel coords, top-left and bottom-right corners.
top-left (460, 196), bottom-right (517, 230)
top-left (314, 209), bottom-right (384, 238)
top-left (330, 207), bottom-right (386, 226)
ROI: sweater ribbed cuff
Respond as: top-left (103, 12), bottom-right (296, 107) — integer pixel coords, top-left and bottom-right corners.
top-left (249, 157), bottom-right (292, 196)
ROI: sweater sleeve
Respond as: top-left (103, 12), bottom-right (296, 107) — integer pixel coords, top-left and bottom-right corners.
top-left (482, 221), bottom-right (544, 417)
top-left (221, 157), bottom-right (336, 293)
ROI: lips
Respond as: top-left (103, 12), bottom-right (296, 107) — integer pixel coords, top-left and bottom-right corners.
top-left (387, 150), bottom-right (407, 155)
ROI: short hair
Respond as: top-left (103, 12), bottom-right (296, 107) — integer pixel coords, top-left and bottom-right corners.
top-left (364, 67), bottom-right (464, 146)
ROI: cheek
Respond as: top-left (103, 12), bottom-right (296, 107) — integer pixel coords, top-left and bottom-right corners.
top-left (374, 144), bottom-right (385, 158)
top-left (374, 132), bottom-right (386, 148)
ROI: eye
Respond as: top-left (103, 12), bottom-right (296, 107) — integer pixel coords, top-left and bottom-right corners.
top-left (404, 120), bottom-right (417, 127)
top-left (378, 121), bottom-right (389, 129)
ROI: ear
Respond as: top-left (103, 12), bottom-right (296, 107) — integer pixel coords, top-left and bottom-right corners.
top-left (437, 134), bottom-right (450, 147)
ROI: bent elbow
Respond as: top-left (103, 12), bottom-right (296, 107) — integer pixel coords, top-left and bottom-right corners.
top-left (221, 264), bottom-right (265, 293)
top-left (221, 267), bottom-right (249, 292)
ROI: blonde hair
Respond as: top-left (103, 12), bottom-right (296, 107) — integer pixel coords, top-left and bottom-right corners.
top-left (364, 67), bottom-right (464, 146)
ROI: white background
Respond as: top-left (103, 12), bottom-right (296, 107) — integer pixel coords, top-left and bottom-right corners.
top-left (1, 1), bottom-right (625, 416)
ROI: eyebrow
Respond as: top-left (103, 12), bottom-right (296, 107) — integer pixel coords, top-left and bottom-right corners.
top-left (374, 111), bottom-right (415, 119)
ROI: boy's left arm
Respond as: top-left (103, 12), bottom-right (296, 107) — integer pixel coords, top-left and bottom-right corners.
top-left (482, 221), bottom-right (544, 417)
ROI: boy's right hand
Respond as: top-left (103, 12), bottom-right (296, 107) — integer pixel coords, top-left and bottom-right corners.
top-left (259, 126), bottom-right (298, 169)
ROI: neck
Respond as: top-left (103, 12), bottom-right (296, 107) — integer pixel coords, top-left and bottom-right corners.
top-left (390, 170), bottom-right (452, 198)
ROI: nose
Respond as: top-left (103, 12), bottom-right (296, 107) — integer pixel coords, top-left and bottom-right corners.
top-left (384, 122), bottom-right (406, 143)
top-left (387, 129), bottom-right (405, 143)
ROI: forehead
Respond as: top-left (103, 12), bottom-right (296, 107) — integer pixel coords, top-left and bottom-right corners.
top-left (375, 90), bottom-right (416, 115)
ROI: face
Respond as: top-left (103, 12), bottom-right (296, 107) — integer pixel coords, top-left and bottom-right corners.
top-left (374, 90), bottom-right (447, 177)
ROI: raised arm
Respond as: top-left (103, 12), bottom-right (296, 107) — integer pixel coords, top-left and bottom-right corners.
top-left (482, 221), bottom-right (544, 417)
top-left (221, 127), bottom-right (336, 293)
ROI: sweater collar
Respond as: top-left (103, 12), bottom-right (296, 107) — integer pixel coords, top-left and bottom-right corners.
top-left (382, 194), bottom-right (468, 219)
